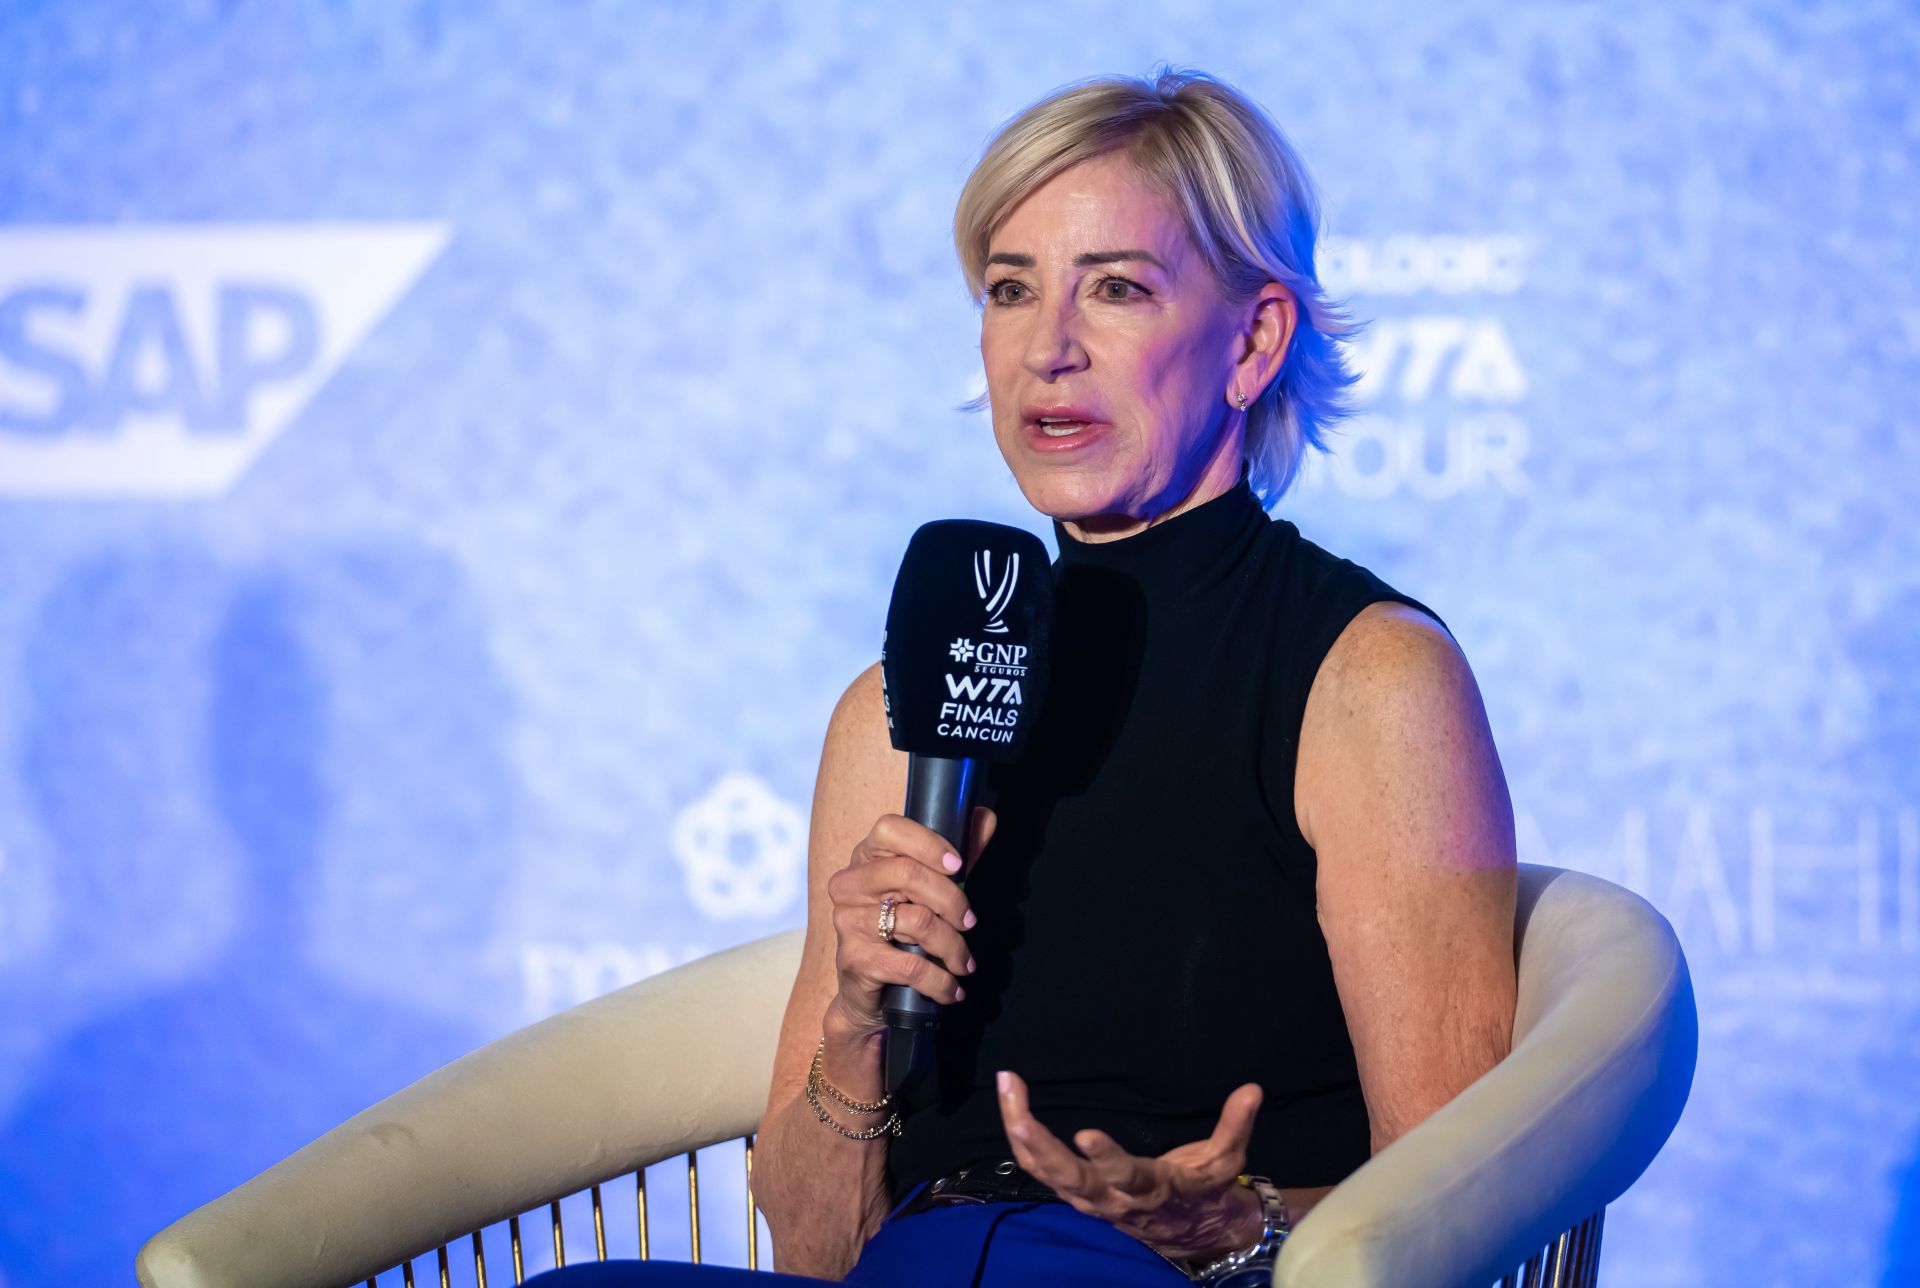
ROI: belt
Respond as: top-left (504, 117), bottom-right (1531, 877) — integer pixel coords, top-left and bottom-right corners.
top-left (894, 1158), bottom-right (1065, 1221)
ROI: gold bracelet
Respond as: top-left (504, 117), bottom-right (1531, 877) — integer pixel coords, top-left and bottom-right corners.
top-left (804, 1042), bottom-right (901, 1139)
top-left (810, 1038), bottom-right (895, 1114)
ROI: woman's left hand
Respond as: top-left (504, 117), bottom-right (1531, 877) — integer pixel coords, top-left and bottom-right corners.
top-left (995, 1069), bottom-right (1266, 1264)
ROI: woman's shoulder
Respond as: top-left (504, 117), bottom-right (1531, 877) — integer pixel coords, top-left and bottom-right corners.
top-left (818, 661), bottom-right (910, 793)
top-left (1252, 518), bottom-right (1452, 670)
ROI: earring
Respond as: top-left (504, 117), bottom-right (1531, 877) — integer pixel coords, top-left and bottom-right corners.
top-left (1235, 391), bottom-right (1249, 409)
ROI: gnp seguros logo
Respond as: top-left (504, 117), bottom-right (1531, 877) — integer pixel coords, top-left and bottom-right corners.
top-left (0, 223), bottom-right (448, 498)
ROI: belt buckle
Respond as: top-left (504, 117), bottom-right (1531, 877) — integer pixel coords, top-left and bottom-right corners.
top-left (921, 1159), bottom-right (1023, 1208)
top-left (898, 1157), bottom-right (1059, 1224)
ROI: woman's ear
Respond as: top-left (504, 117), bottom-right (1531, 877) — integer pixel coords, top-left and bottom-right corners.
top-left (1235, 283), bottom-right (1297, 400)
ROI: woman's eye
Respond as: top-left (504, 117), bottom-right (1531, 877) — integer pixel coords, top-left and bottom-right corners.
top-left (985, 276), bottom-right (1145, 305)
top-left (986, 279), bottom-right (1027, 305)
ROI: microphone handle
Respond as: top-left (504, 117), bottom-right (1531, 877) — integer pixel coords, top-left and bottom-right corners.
top-left (882, 753), bottom-right (980, 1096)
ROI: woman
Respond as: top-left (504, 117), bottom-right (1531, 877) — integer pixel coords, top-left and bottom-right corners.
top-left (538, 65), bottom-right (1516, 1287)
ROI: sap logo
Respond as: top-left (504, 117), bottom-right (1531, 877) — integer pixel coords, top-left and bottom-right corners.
top-left (1344, 316), bottom-right (1527, 406)
top-left (0, 223), bottom-right (448, 498)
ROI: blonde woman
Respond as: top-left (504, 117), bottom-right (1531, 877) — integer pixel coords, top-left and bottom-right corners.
top-left (536, 66), bottom-right (1516, 1288)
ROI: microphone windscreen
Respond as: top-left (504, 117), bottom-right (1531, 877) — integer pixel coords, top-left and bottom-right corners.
top-left (882, 519), bottom-right (1052, 760)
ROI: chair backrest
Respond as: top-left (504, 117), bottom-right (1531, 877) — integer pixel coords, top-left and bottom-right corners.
top-left (1273, 863), bottom-right (1698, 1286)
top-left (138, 928), bottom-right (805, 1288)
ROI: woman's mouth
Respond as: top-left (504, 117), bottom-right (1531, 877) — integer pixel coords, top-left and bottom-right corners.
top-left (1024, 416), bottom-right (1106, 452)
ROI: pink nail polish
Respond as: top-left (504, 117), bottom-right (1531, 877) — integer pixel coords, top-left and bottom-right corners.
top-left (942, 852), bottom-right (962, 872)
top-left (996, 1070), bottom-right (1010, 1095)
top-left (963, 909), bottom-right (977, 929)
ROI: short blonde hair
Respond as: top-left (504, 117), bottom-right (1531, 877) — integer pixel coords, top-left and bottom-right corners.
top-left (954, 66), bottom-right (1359, 504)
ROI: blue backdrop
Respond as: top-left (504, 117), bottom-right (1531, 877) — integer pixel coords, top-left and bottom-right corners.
top-left (1, 3), bottom-right (1916, 1285)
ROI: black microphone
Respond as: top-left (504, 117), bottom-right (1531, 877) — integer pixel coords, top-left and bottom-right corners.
top-left (879, 519), bottom-right (1052, 1097)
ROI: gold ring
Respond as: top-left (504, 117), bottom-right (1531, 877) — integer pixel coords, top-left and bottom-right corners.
top-left (878, 897), bottom-right (901, 944)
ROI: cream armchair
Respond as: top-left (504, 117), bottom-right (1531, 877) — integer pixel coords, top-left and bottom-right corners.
top-left (137, 863), bottom-right (1697, 1288)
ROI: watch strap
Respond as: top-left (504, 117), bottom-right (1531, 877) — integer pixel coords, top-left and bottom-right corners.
top-left (1187, 1174), bottom-right (1289, 1285)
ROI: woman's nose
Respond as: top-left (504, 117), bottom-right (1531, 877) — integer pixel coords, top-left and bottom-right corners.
top-left (1020, 298), bottom-right (1087, 380)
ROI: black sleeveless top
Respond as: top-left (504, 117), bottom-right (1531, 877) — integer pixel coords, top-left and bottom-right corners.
top-left (883, 470), bottom-right (1448, 1204)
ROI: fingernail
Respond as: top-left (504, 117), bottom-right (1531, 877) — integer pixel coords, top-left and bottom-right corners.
top-left (965, 954), bottom-right (976, 974)
top-left (963, 909), bottom-right (977, 929)
top-left (1010, 1122), bottom-right (1029, 1141)
top-left (997, 1070), bottom-right (1010, 1095)
top-left (955, 985), bottom-right (966, 1000)
top-left (942, 852), bottom-right (962, 872)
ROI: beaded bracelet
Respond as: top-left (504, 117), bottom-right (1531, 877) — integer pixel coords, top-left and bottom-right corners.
top-left (805, 1038), bottom-right (902, 1139)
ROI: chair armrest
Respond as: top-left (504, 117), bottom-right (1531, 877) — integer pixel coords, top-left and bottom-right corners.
top-left (1273, 865), bottom-right (1698, 1287)
top-left (137, 927), bottom-right (804, 1288)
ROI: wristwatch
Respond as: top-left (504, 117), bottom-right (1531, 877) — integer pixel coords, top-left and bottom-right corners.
top-left (1187, 1175), bottom-right (1290, 1286)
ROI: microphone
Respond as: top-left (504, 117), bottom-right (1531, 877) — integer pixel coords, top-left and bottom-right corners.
top-left (879, 519), bottom-right (1052, 1097)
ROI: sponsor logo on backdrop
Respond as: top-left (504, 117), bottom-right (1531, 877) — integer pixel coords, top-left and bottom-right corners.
top-left (1308, 234), bottom-right (1531, 500)
top-left (669, 771), bottom-right (805, 919)
top-left (1521, 804), bottom-right (1920, 958)
top-left (0, 223), bottom-right (448, 498)
top-left (519, 940), bottom-right (713, 1017)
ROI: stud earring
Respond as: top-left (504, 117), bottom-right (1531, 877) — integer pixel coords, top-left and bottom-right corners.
top-left (1235, 391), bottom-right (1249, 409)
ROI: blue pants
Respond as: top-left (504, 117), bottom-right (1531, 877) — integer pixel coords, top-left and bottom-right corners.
top-left (525, 1181), bottom-right (1193, 1287)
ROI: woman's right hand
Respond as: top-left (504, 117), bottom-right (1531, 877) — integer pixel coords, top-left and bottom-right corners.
top-left (824, 806), bottom-right (995, 1041)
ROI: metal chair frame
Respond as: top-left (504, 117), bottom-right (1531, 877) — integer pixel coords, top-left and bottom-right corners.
top-left (350, 1135), bottom-right (1607, 1287)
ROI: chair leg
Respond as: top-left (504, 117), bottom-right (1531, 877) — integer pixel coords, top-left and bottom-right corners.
top-left (1542, 1226), bottom-right (1576, 1286)
top-left (746, 1133), bottom-right (761, 1271)
top-left (592, 1184), bottom-right (608, 1261)
top-left (1580, 1209), bottom-right (1607, 1285)
top-left (687, 1149), bottom-right (703, 1264)
top-left (1563, 1216), bottom-right (1590, 1288)
top-left (637, 1168), bottom-right (651, 1260)
top-left (1520, 1249), bottom-right (1546, 1288)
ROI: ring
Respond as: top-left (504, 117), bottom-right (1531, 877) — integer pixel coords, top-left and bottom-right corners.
top-left (878, 897), bottom-right (902, 944)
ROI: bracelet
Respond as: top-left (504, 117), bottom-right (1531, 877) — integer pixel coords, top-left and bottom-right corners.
top-left (804, 1038), bottom-right (901, 1139)
top-left (810, 1039), bottom-right (894, 1113)
top-left (1184, 1175), bottom-right (1289, 1286)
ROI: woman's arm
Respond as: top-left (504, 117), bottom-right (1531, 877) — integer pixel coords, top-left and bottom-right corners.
top-left (756, 663), bottom-right (909, 1278)
top-left (1296, 602), bottom-right (1519, 1155)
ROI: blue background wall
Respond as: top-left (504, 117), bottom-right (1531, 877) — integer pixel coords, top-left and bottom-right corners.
top-left (2, 2), bottom-right (1916, 1284)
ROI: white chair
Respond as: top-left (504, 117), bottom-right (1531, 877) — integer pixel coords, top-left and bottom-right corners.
top-left (137, 862), bottom-right (1696, 1288)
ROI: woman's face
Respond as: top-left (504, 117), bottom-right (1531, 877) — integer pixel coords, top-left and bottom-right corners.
top-left (979, 150), bottom-right (1289, 540)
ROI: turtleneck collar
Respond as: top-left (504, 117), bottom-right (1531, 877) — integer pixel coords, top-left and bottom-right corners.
top-left (1049, 462), bottom-right (1267, 596)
